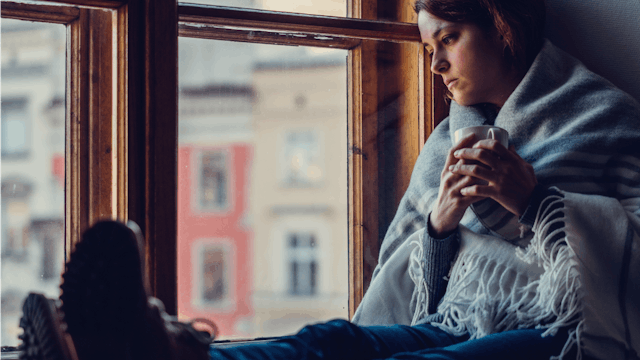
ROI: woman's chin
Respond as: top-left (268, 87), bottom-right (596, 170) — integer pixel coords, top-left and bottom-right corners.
top-left (451, 93), bottom-right (486, 107)
top-left (452, 96), bottom-right (473, 106)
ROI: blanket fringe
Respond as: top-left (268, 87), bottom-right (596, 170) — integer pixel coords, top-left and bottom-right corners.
top-left (432, 194), bottom-right (583, 359)
top-left (551, 320), bottom-right (584, 360)
top-left (409, 236), bottom-right (430, 326)
top-left (517, 195), bottom-right (583, 339)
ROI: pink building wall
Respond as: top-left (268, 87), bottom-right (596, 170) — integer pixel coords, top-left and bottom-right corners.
top-left (177, 144), bottom-right (253, 338)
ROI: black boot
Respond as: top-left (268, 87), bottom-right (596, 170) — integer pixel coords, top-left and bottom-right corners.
top-left (18, 292), bottom-right (78, 360)
top-left (59, 220), bottom-right (215, 360)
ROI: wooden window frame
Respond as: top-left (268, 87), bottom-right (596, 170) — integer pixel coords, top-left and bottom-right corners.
top-left (1, 1), bottom-right (123, 262)
top-left (1, 0), bottom-right (449, 337)
top-left (175, 1), bottom-right (452, 320)
top-left (2, 0), bottom-right (178, 314)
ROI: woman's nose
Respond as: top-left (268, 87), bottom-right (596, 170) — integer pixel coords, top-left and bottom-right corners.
top-left (430, 51), bottom-right (449, 74)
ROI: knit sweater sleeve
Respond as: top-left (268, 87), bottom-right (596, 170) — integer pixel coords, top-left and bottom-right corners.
top-left (423, 213), bottom-right (460, 314)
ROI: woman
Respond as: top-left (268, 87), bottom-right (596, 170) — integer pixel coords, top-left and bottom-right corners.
top-left (18, 0), bottom-right (640, 359)
top-left (353, 0), bottom-right (640, 359)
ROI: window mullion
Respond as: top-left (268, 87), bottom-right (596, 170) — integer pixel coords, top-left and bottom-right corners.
top-left (126, 0), bottom-right (179, 315)
top-left (66, 9), bottom-right (90, 259)
top-left (65, 8), bottom-right (117, 257)
top-left (87, 9), bottom-right (117, 225)
top-left (116, 4), bottom-right (128, 221)
top-left (348, 40), bottom-right (381, 318)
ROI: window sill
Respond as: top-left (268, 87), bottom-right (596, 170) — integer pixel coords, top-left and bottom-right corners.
top-left (0, 347), bottom-right (19, 360)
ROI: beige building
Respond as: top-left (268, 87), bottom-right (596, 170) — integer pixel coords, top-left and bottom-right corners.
top-left (1, 19), bottom-right (66, 346)
top-left (250, 49), bottom-right (350, 337)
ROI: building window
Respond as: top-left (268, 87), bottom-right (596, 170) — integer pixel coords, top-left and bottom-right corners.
top-left (193, 240), bottom-right (233, 309)
top-left (199, 150), bottom-right (229, 211)
top-left (1, 99), bottom-right (29, 158)
top-left (282, 130), bottom-right (322, 187)
top-left (287, 232), bottom-right (317, 296)
top-left (203, 247), bottom-right (226, 302)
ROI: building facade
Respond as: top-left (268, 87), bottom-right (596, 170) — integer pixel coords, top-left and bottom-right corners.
top-left (1, 19), bottom-right (66, 346)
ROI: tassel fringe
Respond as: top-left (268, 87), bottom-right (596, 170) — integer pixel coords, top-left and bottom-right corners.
top-left (409, 236), bottom-right (430, 326)
top-left (431, 194), bottom-right (583, 359)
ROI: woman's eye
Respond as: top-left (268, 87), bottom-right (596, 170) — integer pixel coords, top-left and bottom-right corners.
top-left (442, 35), bottom-right (456, 45)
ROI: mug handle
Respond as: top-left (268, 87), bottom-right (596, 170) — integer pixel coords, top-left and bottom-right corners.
top-left (488, 128), bottom-right (496, 141)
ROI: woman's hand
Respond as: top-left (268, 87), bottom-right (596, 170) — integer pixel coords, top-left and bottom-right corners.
top-left (450, 139), bottom-right (537, 217)
top-left (429, 134), bottom-right (487, 238)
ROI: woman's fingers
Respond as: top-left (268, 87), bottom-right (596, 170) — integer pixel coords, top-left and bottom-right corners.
top-left (454, 148), bottom-right (502, 169)
top-left (460, 184), bottom-right (490, 197)
top-left (473, 139), bottom-right (512, 158)
top-left (445, 133), bottom-right (477, 168)
top-left (448, 162), bottom-right (492, 182)
top-left (456, 133), bottom-right (478, 149)
top-left (431, 137), bottom-right (490, 237)
top-left (456, 178), bottom-right (486, 202)
top-left (451, 140), bottom-right (538, 216)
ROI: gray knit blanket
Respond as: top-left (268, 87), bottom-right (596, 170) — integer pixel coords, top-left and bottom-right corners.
top-left (352, 40), bottom-right (640, 359)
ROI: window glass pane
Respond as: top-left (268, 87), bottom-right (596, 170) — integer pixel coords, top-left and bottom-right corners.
top-left (1, 19), bottom-right (66, 347)
top-left (180, 0), bottom-right (347, 18)
top-left (2, 102), bottom-right (29, 157)
top-left (178, 37), bottom-right (348, 340)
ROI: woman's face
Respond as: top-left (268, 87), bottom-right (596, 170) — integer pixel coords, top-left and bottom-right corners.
top-left (417, 10), bottom-right (520, 107)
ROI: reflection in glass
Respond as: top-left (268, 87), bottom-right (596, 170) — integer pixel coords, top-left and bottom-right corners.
top-left (178, 37), bottom-right (348, 340)
top-left (1, 19), bottom-right (66, 347)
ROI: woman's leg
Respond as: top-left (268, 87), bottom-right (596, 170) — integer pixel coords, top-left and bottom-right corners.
top-left (386, 327), bottom-right (572, 360)
top-left (210, 320), bottom-right (467, 360)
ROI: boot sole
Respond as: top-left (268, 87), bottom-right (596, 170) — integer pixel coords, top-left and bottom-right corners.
top-left (19, 293), bottom-right (78, 360)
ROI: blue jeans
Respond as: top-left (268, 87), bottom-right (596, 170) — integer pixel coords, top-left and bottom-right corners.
top-left (209, 319), bottom-right (571, 360)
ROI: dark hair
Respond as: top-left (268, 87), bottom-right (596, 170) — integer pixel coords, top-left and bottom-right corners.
top-left (414, 0), bottom-right (546, 72)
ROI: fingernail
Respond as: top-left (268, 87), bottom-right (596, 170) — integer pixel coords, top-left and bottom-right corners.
top-left (454, 150), bottom-right (461, 157)
top-left (448, 165), bottom-right (454, 171)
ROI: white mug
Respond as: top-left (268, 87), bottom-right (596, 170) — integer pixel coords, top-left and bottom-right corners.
top-left (454, 125), bottom-right (509, 147)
